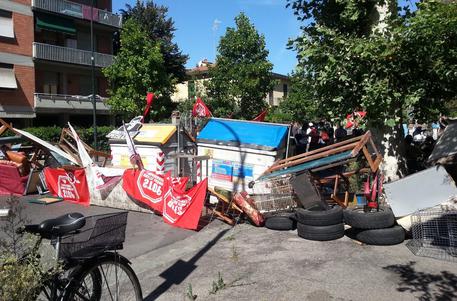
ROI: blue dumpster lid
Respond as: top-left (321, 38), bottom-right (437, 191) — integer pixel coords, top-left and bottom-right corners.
top-left (197, 118), bottom-right (289, 151)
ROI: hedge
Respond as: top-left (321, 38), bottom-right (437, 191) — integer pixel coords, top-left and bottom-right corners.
top-left (5, 126), bottom-right (114, 152)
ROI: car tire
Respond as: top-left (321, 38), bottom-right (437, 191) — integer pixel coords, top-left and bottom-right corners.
top-left (265, 213), bottom-right (296, 230)
top-left (346, 225), bottom-right (405, 245)
top-left (295, 205), bottom-right (343, 226)
top-left (343, 206), bottom-right (395, 229)
top-left (297, 222), bottom-right (345, 241)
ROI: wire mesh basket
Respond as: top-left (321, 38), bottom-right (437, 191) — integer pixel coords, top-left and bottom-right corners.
top-left (59, 211), bottom-right (128, 260)
top-left (250, 175), bottom-right (297, 213)
top-left (406, 205), bottom-right (457, 262)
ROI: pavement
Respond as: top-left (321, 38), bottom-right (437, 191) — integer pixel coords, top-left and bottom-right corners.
top-left (2, 196), bottom-right (457, 300)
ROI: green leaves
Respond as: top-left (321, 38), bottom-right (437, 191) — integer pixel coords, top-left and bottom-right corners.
top-left (103, 19), bottom-right (176, 121)
top-left (286, 0), bottom-right (457, 126)
top-left (206, 13), bottom-right (274, 119)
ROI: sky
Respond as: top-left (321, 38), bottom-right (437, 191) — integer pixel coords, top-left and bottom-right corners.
top-left (112, 0), bottom-right (302, 75)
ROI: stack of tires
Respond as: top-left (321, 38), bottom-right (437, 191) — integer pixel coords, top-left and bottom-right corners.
top-left (344, 206), bottom-right (405, 245)
top-left (294, 206), bottom-right (345, 241)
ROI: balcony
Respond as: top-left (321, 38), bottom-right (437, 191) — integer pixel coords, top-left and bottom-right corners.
top-left (33, 42), bottom-right (114, 68)
top-left (34, 93), bottom-right (110, 113)
top-left (32, 0), bottom-right (122, 28)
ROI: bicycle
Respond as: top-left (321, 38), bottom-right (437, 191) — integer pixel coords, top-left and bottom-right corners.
top-left (19, 211), bottom-right (142, 301)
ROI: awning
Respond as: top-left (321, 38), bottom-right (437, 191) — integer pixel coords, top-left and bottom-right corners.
top-left (36, 14), bottom-right (76, 35)
top-left (0, 67), bottom-right (17, 89)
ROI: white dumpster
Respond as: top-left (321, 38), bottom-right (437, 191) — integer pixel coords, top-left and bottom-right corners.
top-left (197, 118), bottom-right (290, 193)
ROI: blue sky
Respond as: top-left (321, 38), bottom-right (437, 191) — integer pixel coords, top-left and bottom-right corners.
top-left (112, 0), bottom-right (302, 75)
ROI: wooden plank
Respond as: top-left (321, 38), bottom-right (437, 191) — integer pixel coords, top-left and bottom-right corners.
top-left (362, 146), bottom-right (376, 172)
top-left (208, 188), bottom-right (243, 213)
top-left (372, 155), bottom-right (383, 172)
top-left (369, 137), bottom-right (380, 155)
top-left (331, 195), bottom-right (346, 208)
top-left (333, 175), bottom-right (339, 196)
top-left (273, 134), bottom-right (364, 166)
top-left (264, 142), bottom-right (358, 174)
top-left (351, 131), bottom-right (371, 157)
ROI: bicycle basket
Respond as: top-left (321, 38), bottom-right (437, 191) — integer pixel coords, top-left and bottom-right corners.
top-left (59, 211), bottom-right (128, 260)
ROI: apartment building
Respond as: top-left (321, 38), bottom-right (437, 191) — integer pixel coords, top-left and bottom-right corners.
top-left (172, 59), bottom-right (291, 107)
top-left (0, 0), bottom-right (120, 127)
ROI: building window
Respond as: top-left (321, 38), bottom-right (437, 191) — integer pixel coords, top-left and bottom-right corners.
top-left (283, 84), bottom-right (288, 98)
top-left (0, 64), bottom-right (17, 89)
top-left (0, 10), bottom-right (14, 38)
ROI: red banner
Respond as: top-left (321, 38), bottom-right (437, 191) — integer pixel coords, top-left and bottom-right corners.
top-left (192, 98), bottom-right (211, 117)
top-left (122, 169), bottom-right (190, 212)
top-left (123, 169), bottom-right (166, 212)
top-left (162, 178), bottom-right (208, 230)
top-left (44, 167), bottom-right (90, 206)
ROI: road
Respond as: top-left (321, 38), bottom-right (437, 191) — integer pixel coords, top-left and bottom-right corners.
top-left (2, 195), bottom-right (457, 300)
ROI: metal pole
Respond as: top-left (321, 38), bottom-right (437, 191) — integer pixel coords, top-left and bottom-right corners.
top-left (90, 0), bottom-right (98, 153)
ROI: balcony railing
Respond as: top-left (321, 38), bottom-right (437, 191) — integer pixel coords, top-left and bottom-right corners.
top-left (33, 42), bottom-right (114, 68)
top-left (32, 0), bottom-right (122, 28)
top-left (34, 93), bottom-right (110, 113)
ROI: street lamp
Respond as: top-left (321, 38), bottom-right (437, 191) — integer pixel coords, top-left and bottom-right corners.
top-left (90, 0), bottom-right (98, 152)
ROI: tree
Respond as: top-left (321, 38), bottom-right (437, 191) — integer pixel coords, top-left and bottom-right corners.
top-left (206, 13), bottom-right (275, 119)
top-left (103, 19), bottom-right (174, 120)
top-left (286, 0), bottom-right (457, 179)
top-left (121, 0), bottom-right (188, 84)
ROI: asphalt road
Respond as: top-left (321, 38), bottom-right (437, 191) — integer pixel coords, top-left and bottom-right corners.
top-left (0, 195), bottom-right (196, 260)
top-left (2, 195), bottom-right (457, 300)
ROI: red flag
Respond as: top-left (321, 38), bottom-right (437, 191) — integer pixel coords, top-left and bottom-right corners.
top-left (253, 109), bottom-right (268, 122)
top-left (141, 92), bottom-right (154, 122)
top-left (192, 98), bottom-right (212, 117)
top-left (162, 178), bottom-right (208, 230)
top-left (44, 167), bottom-right (90, 206)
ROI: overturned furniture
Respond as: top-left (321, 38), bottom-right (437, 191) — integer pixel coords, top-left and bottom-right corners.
top-left (257, 131), bottom-right (382, 208)
top-left (59, 127), bottom-right (111, 167)
top-left (0, 119), bottom-right (78, 196)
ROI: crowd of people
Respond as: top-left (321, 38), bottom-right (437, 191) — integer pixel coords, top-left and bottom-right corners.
top-left (290, 120), bottom-right (365, 155)
top-left (404, 115), bottom-right (448, 174)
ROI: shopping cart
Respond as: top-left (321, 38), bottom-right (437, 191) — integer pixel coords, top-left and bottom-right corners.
top-left (249, 174), bottom-right (297, 213)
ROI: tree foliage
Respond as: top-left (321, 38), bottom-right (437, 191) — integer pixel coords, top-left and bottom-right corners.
top-left (286, 0), bottom-right (457, 126)
top-left (103, 19), bottom-right (175, 121)
top-left (121, 0), bottom-right (188, 83)
top-left (206, 13), bottom-right (275, 119)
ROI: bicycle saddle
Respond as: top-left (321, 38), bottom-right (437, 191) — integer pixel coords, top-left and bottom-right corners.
top-left (25, 212), bottom-right (86, 239)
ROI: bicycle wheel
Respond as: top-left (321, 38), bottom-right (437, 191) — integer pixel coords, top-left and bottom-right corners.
top-left (64, 254), bottom-right (142, 301)
top-left (35, 273), bottom-right (100, 301)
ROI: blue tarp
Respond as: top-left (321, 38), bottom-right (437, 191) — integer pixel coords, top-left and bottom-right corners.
top-left (197, 118), bottom-right (289, 150)
top-left (258, 150), bottom-right (354, 180)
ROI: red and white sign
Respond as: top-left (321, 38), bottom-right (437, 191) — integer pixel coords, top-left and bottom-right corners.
top-left (44, 168), bottom-right (90, 206)
top-left (123, 169), bottom-right (189, 212)
top-left (123, 169), bottom-right (166, 212)
top-left (162, 178), bottom-right (208, 230)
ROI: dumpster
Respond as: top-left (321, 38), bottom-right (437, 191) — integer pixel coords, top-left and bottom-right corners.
top-left (196, 118), bottom-right (290, 193)
top-left (109, 123), bottom-right (196, 177)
